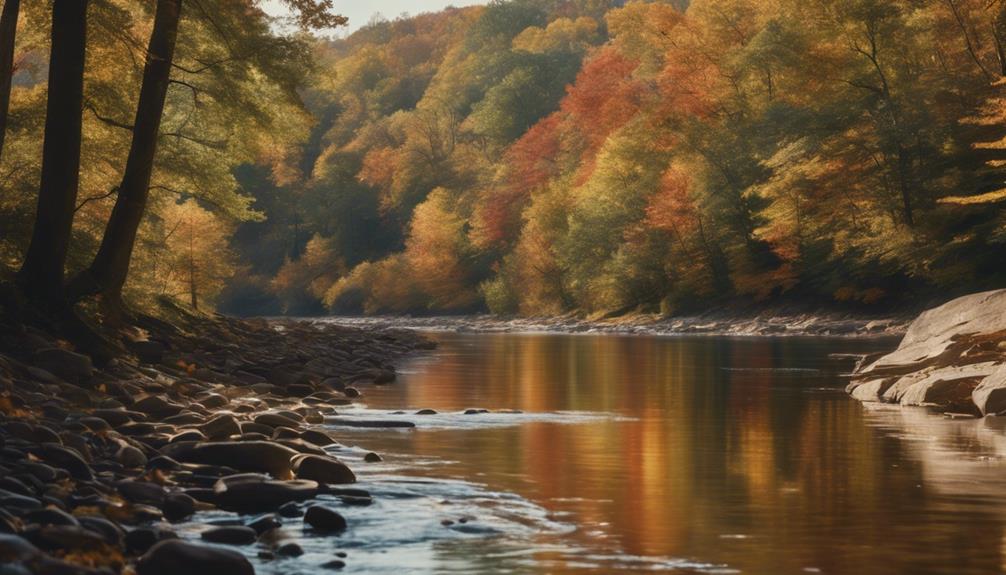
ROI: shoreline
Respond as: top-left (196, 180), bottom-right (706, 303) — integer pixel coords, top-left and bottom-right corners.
top-left (313, 311), bottom-right (912, 338)
top-left (0, 311), bottom-right (435, 574)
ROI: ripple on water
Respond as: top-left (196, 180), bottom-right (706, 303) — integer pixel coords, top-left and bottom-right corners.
top-left (170, 406), bottom-right (731, 574)
top-left (324, 405), bottom-right (633, 432)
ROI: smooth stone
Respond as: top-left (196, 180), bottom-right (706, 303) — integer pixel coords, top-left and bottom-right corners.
top-left (162, 441), bottom-right (299, 478)
top-left (125, 527), bottom-right (178, 554)
top-left (277, 502), bottom-right (302, 518)
top-left (0, 534), bottom-right (38, 563)
top-left (22, 508), bottom-right (78, 528)
top-left (322, 559), bottom-right (346, 570)
top-left (304, 506), bottom-right (347, 532)
top-left (415, 409), bottom-right (437, 415)
top-left (342, 387), bottom-right (360, 398)
top-left (28, 445), bottom-right (92, 480)
top-left (292, 455), bottom-right (356, 485)
top-left (200, 526), bottom-right (257, 545)
top-left (21, 525), bottom-right (106, 553)
top-left (200, 415), bottom-right (241, 440)
top-left (147, 455), bottom-right (182, 471)
top-left (198, 394), bottom-right (229, 409)
top-left (117, 481), bottom-right (166, 506)
top-left (247, 516), bottom-right (281, 535)
top-left (213, 474), bottom-right (319, 514)
top-left (117, 444), bottom-right (148, 468)
top-left (32, 348), bottom-right (93, 382)
top-left (363, 452), bottom-right (382, 463)
top-left (300, 430), bottom-right (336, 446)
top-left (76, 516), bottom-right (124, 546)
top-left (162, 493), bottom-right (196, 522)
top-left (136, 540), bottom-right (254, 575)
top-left (275, 542), bottom-right (303, 557)
top-left (254, 413), bottom-right (302, 430)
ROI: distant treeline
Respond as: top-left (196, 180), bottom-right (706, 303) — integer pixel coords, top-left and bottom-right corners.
top-left (222, 0), bottom-right (1006, 317)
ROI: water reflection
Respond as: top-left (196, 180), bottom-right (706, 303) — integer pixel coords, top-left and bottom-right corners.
top-left (353, 333), bottom-right (1006, 574)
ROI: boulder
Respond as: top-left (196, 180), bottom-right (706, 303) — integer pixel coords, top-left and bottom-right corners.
top-left (136, 540), bottom-right (254, 575)
top-left (860, 289), bottom-right (1006, 376)
top-left (973, 363), bottom-right (1006, 415)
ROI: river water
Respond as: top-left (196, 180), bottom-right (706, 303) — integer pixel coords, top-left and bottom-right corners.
top-left (293, 332), bottom-right (1006, 574)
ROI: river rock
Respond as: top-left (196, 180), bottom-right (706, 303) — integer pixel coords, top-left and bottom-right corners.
top-left (254, 413), bottom-right (302, 430)
top-left (0, 534), bottom-right (38, 563)
top-left (292, 455), bottom-right (356, 484)
top-left (199, 414), bottom-right (241, 440)
top-left (116, 444), bottom-right (148, 468)
top-left (28, 445), bottom-right (92, 480)
top-left (304, 506), bottom-right (347, 532)
top-left (200, 526), bottom-right (257, 545)
top-left (276, 542), bottom-right (304, 556)
top-left (125, 526), bottom-right (178, 554)
top-left (31, 348), bottom-right (93, 383)
top-left (136, 540), bottom-right (254, 575)
top-left (162, 492), bottom-right (196, 522)
top-left (213, 474), bottom-right (319, 514)
top-left (162, 441), bottom-right (299, 478)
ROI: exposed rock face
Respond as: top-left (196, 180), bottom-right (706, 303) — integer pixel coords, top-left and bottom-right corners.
top-left (848, 289), bottom-right (1006, 415)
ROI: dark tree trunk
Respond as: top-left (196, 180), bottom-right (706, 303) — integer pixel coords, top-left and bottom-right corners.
top-left (72, 0), bottom-right (182, 312)
top-left (0, 0), bottom-right (20, 162)
top-left (18, 0), bottom-right (88, 306)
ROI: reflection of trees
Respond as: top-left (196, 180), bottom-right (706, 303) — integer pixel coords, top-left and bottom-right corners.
top-left (382, 334), bottom-right (1006, 574)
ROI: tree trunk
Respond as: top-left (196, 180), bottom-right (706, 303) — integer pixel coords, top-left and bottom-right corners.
top-left (0, 0), bottom-right (20, 162)
top-left (18, 0), bottom-right (88, 306)
top-left (71, 0), bottom-right (182, 310)
top-left (897, 145), bottom-right (915, 227)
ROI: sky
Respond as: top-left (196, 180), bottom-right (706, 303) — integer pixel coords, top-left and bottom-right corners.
top-left (263, 1), bottom-right (488, 34)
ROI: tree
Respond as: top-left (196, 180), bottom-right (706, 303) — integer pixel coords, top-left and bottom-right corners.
top-left (70, 0), bottom-right (182, 317)
top-left (18, 0), bottom-right (89, 307)
top-left (0, 0), bottom-right (19, 162)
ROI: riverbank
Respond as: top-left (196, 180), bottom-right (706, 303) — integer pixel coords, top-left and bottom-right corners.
top-left (0, 306), bottom-right (433, 574)
top-left (317, 309), bottom-right (912, 338)
top-left (847, 289), bottom-right (1006, 416)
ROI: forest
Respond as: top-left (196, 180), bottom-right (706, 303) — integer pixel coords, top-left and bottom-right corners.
top-left (5, 0), bottom-right (1006, 320)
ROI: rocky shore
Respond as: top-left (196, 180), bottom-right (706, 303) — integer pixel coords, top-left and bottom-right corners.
top-left (322, 310), bottom-right (911, 338)
top-left (0, 309), bottom-right (434, 574)
top-left (847, 289), bottom-right (1006, 416)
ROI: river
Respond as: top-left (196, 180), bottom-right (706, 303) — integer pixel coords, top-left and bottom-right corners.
top-left (264, 331), bottom-right (1006, 574)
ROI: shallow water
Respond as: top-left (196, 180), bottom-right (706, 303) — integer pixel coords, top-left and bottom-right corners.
top-left (198, 331), bottom-right (1006, 574)
top-left (312, 332), bottom-right (1006, 575)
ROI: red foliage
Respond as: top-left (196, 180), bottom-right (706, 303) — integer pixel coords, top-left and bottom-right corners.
top-left (561, 46), bottom-right (643, 153)
top-left (645, 167), bottom-right (700, 238)
top-left (474, 114), bottom-right (563, 248)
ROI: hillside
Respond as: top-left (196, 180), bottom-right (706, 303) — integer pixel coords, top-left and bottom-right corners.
top-left (220, 0), bottom-right (1006, 318)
